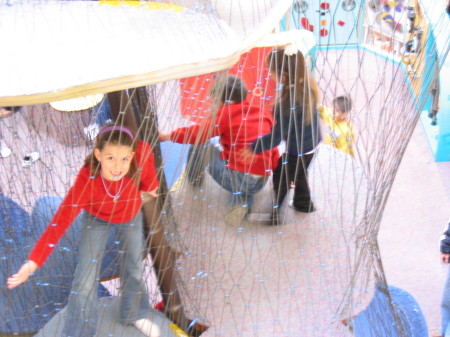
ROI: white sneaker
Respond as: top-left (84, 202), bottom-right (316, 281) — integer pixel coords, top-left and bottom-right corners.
top-left (209, 136), bottom-right (224, 151)
top-left (134, 318), bottom-right (161, 337)
top-left (22, 151), bottom-right (39, 167)
top-left (0, 147), bottom-right (11, 158)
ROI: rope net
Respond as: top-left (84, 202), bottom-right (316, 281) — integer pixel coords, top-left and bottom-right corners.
top-left (0, 1), bottom-right (448, 336)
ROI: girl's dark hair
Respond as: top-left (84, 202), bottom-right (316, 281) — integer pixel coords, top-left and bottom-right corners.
top-left (210, 75), bottom-right (248, 104)
top-left (332, 95), bottom-right (352, 113)
top-left (2, 106), bottom-right (22, 112)
top-left (266, 47), bottom-right (319, 124)
top-left (84, 123), bottom-right (138, 180)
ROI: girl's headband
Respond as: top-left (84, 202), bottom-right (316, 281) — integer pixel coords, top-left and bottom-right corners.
top-left (98, 125), bottom-right (134, 141)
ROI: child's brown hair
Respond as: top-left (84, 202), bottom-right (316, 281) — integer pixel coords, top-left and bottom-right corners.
top-left (332, 95), bottom-right (352, 114)
top-left (210, 74), bottom-right (248, 104)
top-left (266, 47), bottom-right (319, 124)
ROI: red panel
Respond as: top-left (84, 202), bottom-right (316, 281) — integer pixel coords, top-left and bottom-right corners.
top-left (320, 2), bottom-right (330, 10)
top-left (300, 17), bottom-right (314, 32)
top-left (320, 28), bottom-right (329, 37)
top-left (179, 47), bottom-right (277, 122)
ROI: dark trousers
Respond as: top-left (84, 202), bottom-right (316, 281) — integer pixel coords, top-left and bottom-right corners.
top-left (272, 152), bottom-right (314, 211)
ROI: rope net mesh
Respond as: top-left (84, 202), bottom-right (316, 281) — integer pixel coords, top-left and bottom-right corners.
top-left (0, 1), bottom-right (448, 336)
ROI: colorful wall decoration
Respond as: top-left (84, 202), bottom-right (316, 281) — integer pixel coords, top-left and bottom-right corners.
top-left (287, 0), bottom-right (362, 45)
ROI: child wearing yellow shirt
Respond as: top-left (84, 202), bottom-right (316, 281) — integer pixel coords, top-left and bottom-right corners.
top-left (319, 95), bottom-right (354, 156)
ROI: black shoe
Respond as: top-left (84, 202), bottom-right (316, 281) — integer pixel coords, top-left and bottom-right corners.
top-left (288, 200), bottom-right (316, 213)
top-left (268, 210), bottom-right (280, 226)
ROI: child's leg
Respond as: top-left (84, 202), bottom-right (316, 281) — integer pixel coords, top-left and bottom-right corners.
top-left (441, 267), bottom-right (450, 336)
top-left (208, 145), bottom-right (264, 208)
top-left (141, 197), bottom-right (189, 328)
top-left (233, 171), bottom-right (267, 208)
top-left (291, 153), bottom-right (315, 211)
top-left (207, 144), bottom-right (235, 201)
top-left (205, 143), bottom-right (226, 183)
top-left (208, 145), bottom-right (265, 225)
top-left (117, 212), bottom-right (151, 324)
top-left (223, 172), bottom-right (265, 226)
top-left (63, 213), bottom-right (109, 337)
top-left (272, 154), bottom-right (289, 208)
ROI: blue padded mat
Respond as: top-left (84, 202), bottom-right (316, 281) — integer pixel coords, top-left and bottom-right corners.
top-left (353, 283), bottom-right (428, 337)
top-left (0, 195), bottom-right (117, 334)
top-left (160, 141), bottom-right (189, 189)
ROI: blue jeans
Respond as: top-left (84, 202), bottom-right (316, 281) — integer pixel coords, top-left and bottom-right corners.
top-left (63, 212), bottom-right (149, 337)
top-left (442, 267), bottom-right (450, 336)
top-left (188, 143), bottom-right (267, 209)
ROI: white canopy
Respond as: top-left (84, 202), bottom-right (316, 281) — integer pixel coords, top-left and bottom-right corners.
top-left (0, 0), bottom-right (294, 105)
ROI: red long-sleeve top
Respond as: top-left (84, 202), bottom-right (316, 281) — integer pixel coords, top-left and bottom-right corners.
top-left (29, 141), bottom-right (159, 267)
top-left (170, 101), bottom-right (280, 176)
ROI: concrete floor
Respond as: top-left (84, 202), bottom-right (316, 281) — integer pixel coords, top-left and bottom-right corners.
top-left (378, 121), bottom-right (450, 332)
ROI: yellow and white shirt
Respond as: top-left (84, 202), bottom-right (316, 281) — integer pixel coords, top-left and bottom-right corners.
top-left (319, 107), bottom-right (354, 156)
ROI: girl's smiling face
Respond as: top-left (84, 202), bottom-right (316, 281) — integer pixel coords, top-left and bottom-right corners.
top-left (94, 143), bottom-right (134, 181)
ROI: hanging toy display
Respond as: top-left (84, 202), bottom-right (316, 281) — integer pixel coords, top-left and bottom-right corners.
top-left (368, 0), bottom-right (381, 12)
top-left (376, 0), bottom-right (405, 33)
top-left (406, 5), bottom-right (416, 33)
top-left (300, 16), bottom-right (314, 31)
top-left (341, 0), bottom-right (356, 11)
top-left (293, 0), bottom-right (308, 14)
top-left (317, 2), bottom-right (330, 37)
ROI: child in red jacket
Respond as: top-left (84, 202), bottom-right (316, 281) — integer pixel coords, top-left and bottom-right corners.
top-left (160, 75), bottom-right (279, 225)
top-left (7, 124), bottom-right (162, 337)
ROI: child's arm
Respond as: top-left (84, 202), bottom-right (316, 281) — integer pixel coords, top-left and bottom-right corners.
top-left (442, 253), bottom-right (450, 264)
top-left (137, 141), bottom-right (159, 198)
top-left (6, 260), bottom-right (38, 289)
top-left (28, 168), bottom-right (89, 269)
top-left (440, 220), bottom-right (450, 264)
top-left (160, 118), bottom-right (214, 145)
top-left (148, 188), bottom-right (158, 197)
top-left (239, 147), bottom-right (255, 164)
top-left (251, 107), bottom-right (284, 154)
top-left (159, 132), bottom-right (171, 142)
top-left (141, 188), bottom-right (158, 203)
top-left (318, 105), bottom-right (326, 119)
top-left (8, 169), bottom-right (89, 289)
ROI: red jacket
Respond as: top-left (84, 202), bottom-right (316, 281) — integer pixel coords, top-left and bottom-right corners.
top-left (29, 141), bottom-right (158, 267)
top-left (170, 101), bottom-right (279, 176)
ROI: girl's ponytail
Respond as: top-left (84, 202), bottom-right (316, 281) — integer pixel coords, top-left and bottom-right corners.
top-left (267, 47), bottom-right (319, 124)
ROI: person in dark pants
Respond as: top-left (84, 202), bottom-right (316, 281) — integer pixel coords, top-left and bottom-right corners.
top-left (432, 218), bottom-right (450, 337)
top-left (241, 45), bottom-right (321, 224)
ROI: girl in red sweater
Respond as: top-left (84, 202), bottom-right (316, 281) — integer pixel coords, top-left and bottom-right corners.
top-left (7, 124), bottom-right (161, 337)
top-left (160, 75), bottom-right (279, 225)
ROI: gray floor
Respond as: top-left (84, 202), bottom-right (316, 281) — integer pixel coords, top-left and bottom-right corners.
top-left (378, 121), bottom-right (450, 332)
top-left (34, 297), bottom-right (179, 337)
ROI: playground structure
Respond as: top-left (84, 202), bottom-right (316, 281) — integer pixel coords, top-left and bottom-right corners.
top-left (0, 1), bottom-right (449, 336)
